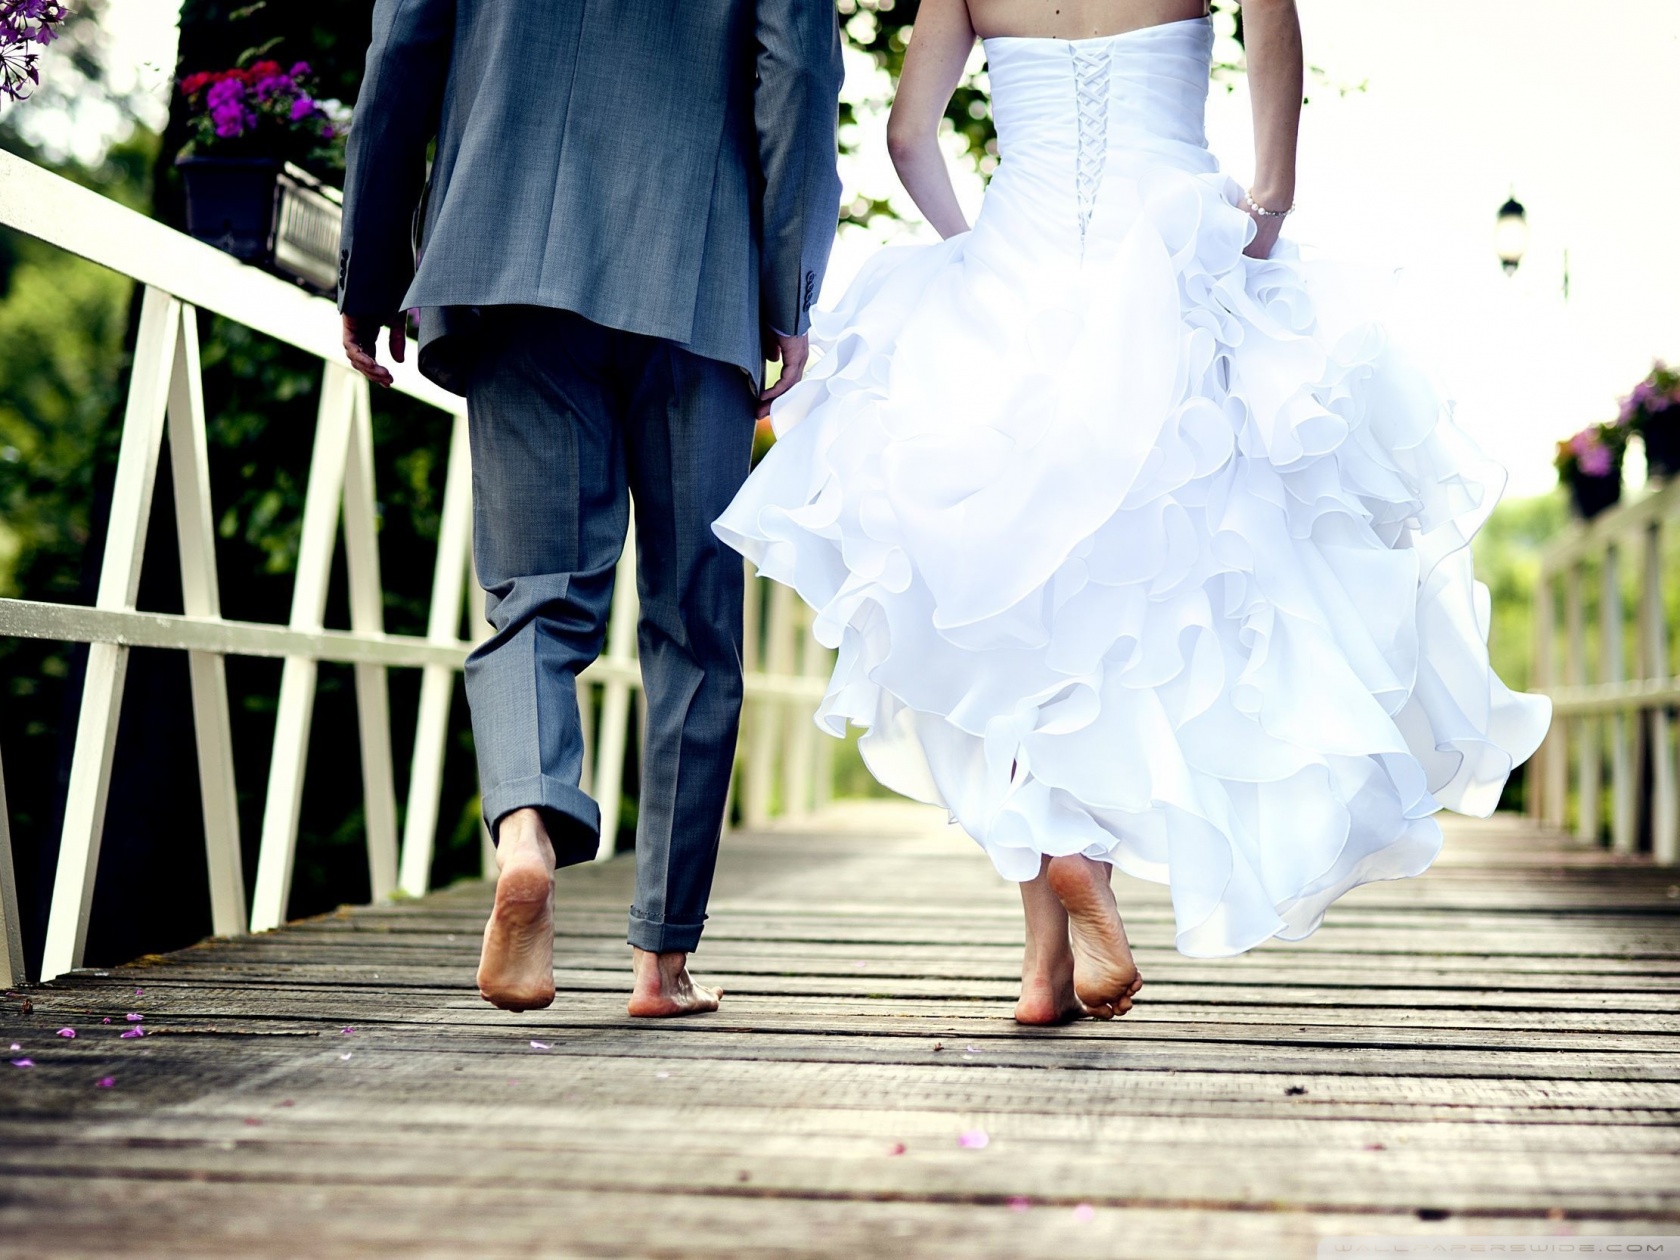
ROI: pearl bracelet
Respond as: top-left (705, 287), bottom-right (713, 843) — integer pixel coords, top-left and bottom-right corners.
top-left (1244, 190), bottom-right (1294, 218)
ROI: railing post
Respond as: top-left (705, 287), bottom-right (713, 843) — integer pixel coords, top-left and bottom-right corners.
top-left (1603, 543), bottom-right (1636, 853)
top-left (1645, 520), bottom-right (1679, 863)
top-left (249, 364), bottom-right (358, 934)
top-left (746, 581), bottom-right (796, 827)
top-left (40, 287), bottom-right (179, 980)
top-left (1567, 563), bottom-right (1597, 843)
top-left (0, 750), bottom-right (23, 987)
top-left (591, 521), bottom-right (639, 861)
top-left (1530, 566), bottom-right (1554, 824)
top-left (399, 412), bottom-right (474, 897)
top-left (342, 379), bottom-right (400, 900)
top-left (167, 305), bottom-right (246, 937)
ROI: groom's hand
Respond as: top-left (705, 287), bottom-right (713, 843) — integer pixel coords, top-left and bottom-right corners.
top-left (758, 331), bottom-right (809, 419)
top-left (342, 312), bottom-right (407, 388)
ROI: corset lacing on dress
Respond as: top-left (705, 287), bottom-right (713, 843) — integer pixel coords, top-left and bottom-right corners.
top-left (1070, 43), bottom-right (1110, 254)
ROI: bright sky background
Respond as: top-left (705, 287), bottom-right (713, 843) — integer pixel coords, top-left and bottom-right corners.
top-left (62, 0), bottom-right (1680, 498)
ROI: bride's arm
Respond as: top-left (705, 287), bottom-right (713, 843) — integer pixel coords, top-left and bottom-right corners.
top-left (885, 0), bottom-right (975, 239)
top-left (1240, 0), bottom-right (1303, 259)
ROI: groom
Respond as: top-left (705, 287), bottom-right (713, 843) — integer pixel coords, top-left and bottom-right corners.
top-left (337, 2), bottom-right (843, 1015)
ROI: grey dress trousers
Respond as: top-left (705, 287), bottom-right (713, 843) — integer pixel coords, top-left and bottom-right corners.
top-left (338, 0), bottom-right (844, 953)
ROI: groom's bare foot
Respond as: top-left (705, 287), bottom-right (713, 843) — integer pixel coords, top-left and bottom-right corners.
top-left (627, 948), bottom-right (722, 1018)
top-left (476, 809), bottom-right (557, 1013)
top-left (1047, 854), bottom-right (1142, 1019)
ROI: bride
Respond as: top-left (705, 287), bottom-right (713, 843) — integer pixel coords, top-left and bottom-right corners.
top-left (715, 0), bottom-right (1551, 1023)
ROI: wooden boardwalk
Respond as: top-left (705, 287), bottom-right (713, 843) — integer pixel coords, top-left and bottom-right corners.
top-left (2, 801), bottom-right (1678, 1258)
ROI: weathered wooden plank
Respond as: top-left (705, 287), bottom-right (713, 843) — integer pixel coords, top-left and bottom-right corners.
top-left (1, 1181), bottom-right (1665, 1260)
top-left (5, 802), bottom-right (1680, 1255)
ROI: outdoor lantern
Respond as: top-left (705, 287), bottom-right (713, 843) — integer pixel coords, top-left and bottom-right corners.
top-left (1495, 193), bottom-right (1528, 274)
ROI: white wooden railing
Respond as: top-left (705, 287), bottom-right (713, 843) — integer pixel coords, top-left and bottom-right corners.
top-left (1529, 479), bottom-right (1680, 865)
top-left (0, 151), bottom-right (834, 986)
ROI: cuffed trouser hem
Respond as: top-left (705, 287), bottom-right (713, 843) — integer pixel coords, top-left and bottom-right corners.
top-left (482, 775), bottom-right (601, 869)
top-left (627, 907), bottom-right (706, 953)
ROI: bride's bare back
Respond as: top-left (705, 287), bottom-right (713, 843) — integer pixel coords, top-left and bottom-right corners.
top-left (964, 0), bottom-right (1210, 41)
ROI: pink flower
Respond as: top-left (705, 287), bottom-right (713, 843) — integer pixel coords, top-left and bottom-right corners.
top-left (55, 1028), bottom-right (75, 1039)
top-left (119, 1028), bottom-right (144, 1039)
top-left (957, 1130), bottom-right (990, 1150)
top-left (125, 1013), bottom-right (143, 1022)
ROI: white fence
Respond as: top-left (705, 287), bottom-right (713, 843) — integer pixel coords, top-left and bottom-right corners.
top-left (1528, 479), bottom-right (1680, 865)
top-left (0, 151), bottom-right (833, 986)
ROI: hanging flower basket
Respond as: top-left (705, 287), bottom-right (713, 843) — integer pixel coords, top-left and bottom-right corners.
top-left (174, 60), bottom-right (346, 290)
top-left (178, 155), bottom-right (282, 261)
top-left (1555, 422), bottom-right (1625, 521)
top-left (1620, 361), bottom-right (1680, 479)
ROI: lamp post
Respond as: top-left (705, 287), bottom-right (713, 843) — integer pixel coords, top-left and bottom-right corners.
top-left (1495, 192), bottom-right (1528, 275)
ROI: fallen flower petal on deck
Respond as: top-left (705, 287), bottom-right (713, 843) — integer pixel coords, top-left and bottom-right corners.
top-left (958, 1130), bottom-right (989, 1149)
top-left (95, 1077), bottom-right (114, 1088)
top-left (1073, 1204), bottom-right (1095, 1222)
top-left (529, 1040), bottom-right (551, 1050)
top-left (9, 1058), bottom-right (33, 1067)
top-left (55, 1028), bottom-right (75, 1038)
top-left (1008, 1197), bottom-right (1031, 1212)
top-left (125, 1013), bottom-right (143, 1022)
top-left (119, 1028), bottom-right (144, 1039)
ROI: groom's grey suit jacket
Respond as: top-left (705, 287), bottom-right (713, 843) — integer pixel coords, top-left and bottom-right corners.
top-left (337, 0), bottom-right (845, 391)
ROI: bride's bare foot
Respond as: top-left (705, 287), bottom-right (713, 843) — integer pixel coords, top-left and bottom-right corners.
top-left (627, 948), bottom-right (723, 1018)
top-left (1015, 864), bottom-right (1085, 1025)
top-left (1047, 854), bottom-right (1142, 1019)
top-left (476, 808), bottom-right (558, 1012)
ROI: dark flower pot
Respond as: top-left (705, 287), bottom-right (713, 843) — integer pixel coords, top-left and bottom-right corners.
top-left (1643, 422), bottom-right (1680, 479)
top-left (1570, 471), bottom-right (1622, 520)
top-left (177, 156), bottom-right (281, 262)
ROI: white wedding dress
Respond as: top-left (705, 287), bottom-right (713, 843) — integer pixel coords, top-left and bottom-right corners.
top-left (714, 17), bottom-right (1551, 956)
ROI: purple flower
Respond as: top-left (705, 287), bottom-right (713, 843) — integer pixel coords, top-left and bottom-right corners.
top-left (288, 61), bottom-right (311, 78)
top-left (212, 107), bottom-right (247, 138)
top-left (290, 95), bottom-right (319, 122)
top-left (254, 73), bottom-right (294, 102)
top-left (206, 76), bottom-right (245, 109)
top-left (1580, 444), bottom-right (1614, 478)
top-left (1570, 429), bottom-right (1599, 458)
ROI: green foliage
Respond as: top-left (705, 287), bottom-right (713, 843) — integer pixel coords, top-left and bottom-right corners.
top-left (1473, 491), bottom-right (1568, 694)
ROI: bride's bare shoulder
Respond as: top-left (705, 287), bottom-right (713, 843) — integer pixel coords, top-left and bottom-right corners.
top-left (964, 0), bottom-right (1211, 40)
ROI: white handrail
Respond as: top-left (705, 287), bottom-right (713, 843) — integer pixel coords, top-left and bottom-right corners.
top-left (0, 152), bottom-right (833, 982)
top-left (1529, 478), bottom-right (1680, 864)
